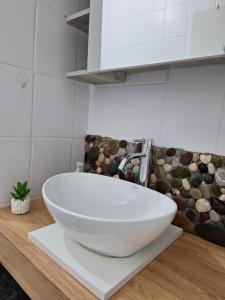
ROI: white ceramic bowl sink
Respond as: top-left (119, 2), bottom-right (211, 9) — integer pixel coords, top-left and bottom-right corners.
top-left (42, 173), bottom-right (177, 257)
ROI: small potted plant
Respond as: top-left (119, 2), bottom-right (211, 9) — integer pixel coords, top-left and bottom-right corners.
top-left (10, 181), bottom-right (31, 215)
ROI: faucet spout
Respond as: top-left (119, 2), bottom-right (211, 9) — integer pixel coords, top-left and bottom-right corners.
top-left (117, 138), bottom-right (153, 187)
top-left (118, 153), bottom-right (145, 172)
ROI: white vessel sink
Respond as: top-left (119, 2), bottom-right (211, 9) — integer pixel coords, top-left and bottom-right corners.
top-left (42, 173), bottom-right (177, 257)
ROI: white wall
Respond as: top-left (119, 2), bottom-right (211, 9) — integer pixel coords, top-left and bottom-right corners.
top-left (101, 0), bottom-right (225, 70)
top-left (0, 0), bottom-right (90, 206)
top-left (88, 64), bottom-right (225, 156)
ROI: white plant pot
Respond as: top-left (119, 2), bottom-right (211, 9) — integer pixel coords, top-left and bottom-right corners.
top-left (11, 197), bottom-right (30, 215)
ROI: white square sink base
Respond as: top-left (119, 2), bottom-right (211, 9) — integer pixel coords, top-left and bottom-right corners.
top-left (28, 224), bottom-right (183, 300)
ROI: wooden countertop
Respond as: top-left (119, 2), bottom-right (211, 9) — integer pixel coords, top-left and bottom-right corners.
top-left (0, 199), bottom-right (224, 300)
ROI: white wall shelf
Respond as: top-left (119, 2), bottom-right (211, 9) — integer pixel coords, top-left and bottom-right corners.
top-left (66, 55), bottom-right (225, 85)
top-left (66, 8), bottom-right (90, 33)
top-left (65, 69), bottom-right (126, 85)
top-left (124, 55), bottom-right (225, 74)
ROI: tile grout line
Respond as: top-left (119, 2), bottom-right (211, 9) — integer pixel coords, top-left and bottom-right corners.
top-left (116, 84), bottom-right (124, 139)
top-left (215, 80), bottom-right (225, 154)
top-left (70, 83), bottom-right (77, 171)
top-left (29, 0), bottom-right (38, 188)
top-left (157, 70), bottom-right (170, 146)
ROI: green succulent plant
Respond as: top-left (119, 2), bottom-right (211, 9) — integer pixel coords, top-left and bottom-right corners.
top-left (11, 181), bottom-right (31, 201)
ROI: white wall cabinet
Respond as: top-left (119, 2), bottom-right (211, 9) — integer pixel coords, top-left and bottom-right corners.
top-left (66, 0), bottom-right (225, 84)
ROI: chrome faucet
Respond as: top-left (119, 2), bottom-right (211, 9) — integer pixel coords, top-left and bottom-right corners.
top-left (118, 138), bottom-right (153, 187)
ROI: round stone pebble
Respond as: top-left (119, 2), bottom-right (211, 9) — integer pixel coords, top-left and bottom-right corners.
top-left (215, 168), bottom-right (225, 187)
top-left (85, 135), bottom-right (96, 143)
top-left (115, 156), bottom-right (123, 163)
top-left (155, 179), bottom-right (171, 194)
top-left (119, 140), bottom-right (128, 148)
top-left (125, 171), bottom-right (135, 182)
top-left (165, 157), bottom-right (173, 164)
top-left (187, 198), bottom-right (196, 208)
top-left (190, 188), bottom-right (202, 200)
top-left (105, 158), bottom-right (110, 165)
top-left (180, 152), bottom-right (193, 165)
top-left (109, 140), bottom-right (119, 154)
top-left (210, 198), bottom-right (225, 215)
top-left (173, 197), bottom-right (187, 210)
top-left (185, 208), bottom-right (199, 223)
top-left (113, 174), bottom-right (119, 179)
top-left (84, 163), bottom-right (91, 172)
top-left (176, 149), bottom-right (184, 156)
top-left (171, 188), bottom-right (180, 196)
top-left (208, 163), bottom-right (216, 175)
top-left (166, 173), bottom-right (172, 181)
top-left (104, 147), bottom-right (112, 158)
top-left (195, 223), bottom-right (225, 247)
top-left (166, 148), bottom-right (176, 157)
top-left (165, 193), bottom-right (172, 198)
top-left (101, 163), bottom-right (109, 175)
top-left (109, 162), bottom-right (118, 176)
top-left (96, 167), bottom-right (102, 174)
top-left (154, 166), bottom-right (165, 178)
top-left (199, 183), bottom-right (211, 200)
top-left (195, 198), bottom-right (211, 213)
top-left (156, 148), bottom-right (166, 159)
top-left (200, 154), bottom-right (212, 165)
top-left (133, 165), bottom-right (140, 175)
top-left (85, 143), bottom-right (90, 153)
top-left (180, 187), bottom-right (190, 199)
top-left (172, 157), bottom-right (180, 168)
top-left (204, 173), bottom-right (214, 184)
top-left (150, 173), bottom-right (157, 184)
top-left (99, 147), bottom-right (104, 153)
top-left (116, 148), bottom-right (127, 157)
top-left (171, 178), bottom-right (182, 189)
top-left (189, 172), bottom-right (203, 188)
top-left (221, 188), bottom-right (225, 194)
top-left (95, 160), bottom-right (101, 167)
top-left (109, 154), bottom-right (115, 161)
top-left (182, 178), bottom-right (191, 191)
top-left (98, 153), bottom-right (105, 163)
top-left (102, 138), bottom-right (110, 148)
top-left (90, 161), bottom-right (97, 171)
top-left (211, 184), bottom-right (221, 198)
top-left (199, 212), bottom-right (210, 223)
top-left (212, 155), bottom-right (222, 168)
top-left (173, 211), bottom-right (195, 232)
top-left (87, 147), bottom-right (99, 162)
top-left (198, 163), bottom-right (208, 174)
top-left (210, 210), bottom-right (221, 223)
top-left (172, 166), bottom-right (190, 179)
top-left (124, 162), bottom-right (133, 171)
top-left (131, 158), bottom-right (140, 166)
top-left (219, 194), bottom-right (225, 202)
top-left (189, 163), bottom-right (198, 172)
top-left (157, 159), bottom-right (165, 166)
top-left (163, 163), bottom-right (172, 173)
top-left (192, 153), bottom-right (199, 163)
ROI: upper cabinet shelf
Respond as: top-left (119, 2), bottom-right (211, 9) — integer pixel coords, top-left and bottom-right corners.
top-left (66, 69), bottom-right (126, 85)
top-left (65, 2), bottom-right (225, 85)
top-left (66, 8), bottom-right (90, 33)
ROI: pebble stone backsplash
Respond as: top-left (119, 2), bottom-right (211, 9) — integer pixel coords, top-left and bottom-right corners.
top-left (84, 135), bottom-right (225, 248)
top-left (150, 146), bottom-right (225, 247)
top-left (84, 135), bottom-right (141, 183)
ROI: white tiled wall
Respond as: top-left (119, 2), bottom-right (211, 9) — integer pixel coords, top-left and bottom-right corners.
top-left (0, 0), bottom-right (90, 206)
top-left (88, 64), bottom-right (225, 156)
top-left (101, 0), bottom-right (224, 70)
